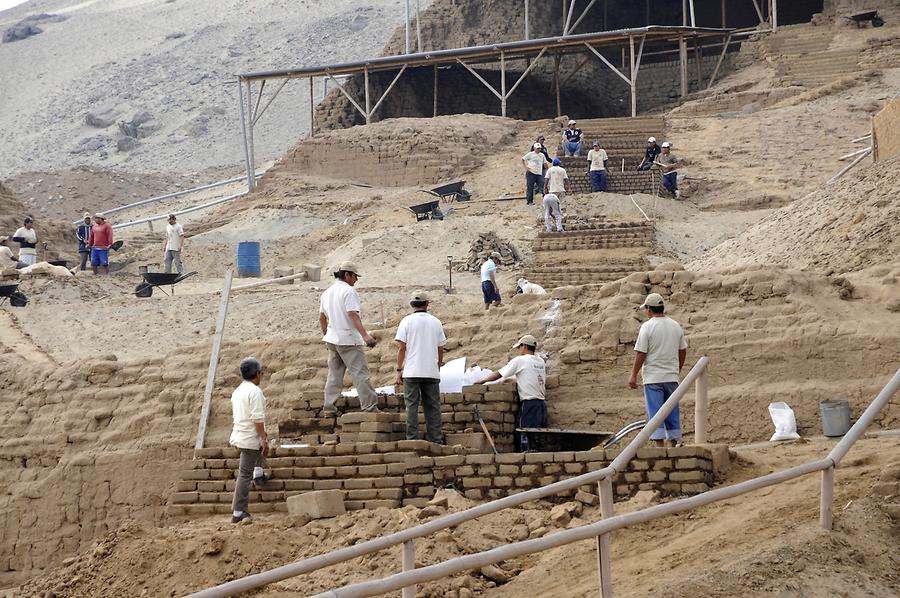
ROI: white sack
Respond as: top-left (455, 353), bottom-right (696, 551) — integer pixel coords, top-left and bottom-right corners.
top-left (768, 401), bottom-right (801, 442)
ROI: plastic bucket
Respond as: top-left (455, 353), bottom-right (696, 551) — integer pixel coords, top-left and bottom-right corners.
top-left (236, 241), bottom-right (261, 278)
top-left (819, 399), bottom-right (851, 437)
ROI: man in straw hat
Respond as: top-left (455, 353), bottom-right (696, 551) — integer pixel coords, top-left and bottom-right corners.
top-left (476, 334), bottom-right (548, 451)
top-left (394, 290), bottom-right (446, 443)
top-left (319, 261), bottom-right (380, 415)
top-left (628, 293), bottom-right (688, 447)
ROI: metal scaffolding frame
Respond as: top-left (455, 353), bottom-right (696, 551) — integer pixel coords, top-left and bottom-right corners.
top-left (235, 25), bottom-right (731, 191)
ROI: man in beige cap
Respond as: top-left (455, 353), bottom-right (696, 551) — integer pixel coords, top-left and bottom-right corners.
top-left (628, 293), bottom-right (688, 447)
top-left (394, 291), bottom-right (446, 443)
top-left (480, 252), bottom-right (502, 310)
top-left (475, 334), bottom-right (547, 451)
top-left (319, 261), bottom-right (379, 415)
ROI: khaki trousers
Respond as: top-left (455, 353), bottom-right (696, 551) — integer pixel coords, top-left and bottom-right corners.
top-left (231, 448), bottom-right (265, 514)
top-left (324, 343), bottom-right (378, 411)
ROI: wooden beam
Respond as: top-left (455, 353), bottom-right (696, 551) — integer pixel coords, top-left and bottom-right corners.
top-left (194, 270), bottom-right (233, 451)
top-left (584, 42), bottom-right (631, 85)
top-left (457, 59), bottom-right (503, 100)
top-left (369, 65), bottom-right (408, 117)
top-left (706, 33), bottom-right (732, 90)
top-left (679, 36), bottom-right (688, 96)
top-left (325, 72), bottom-right (367, 119)
top-left (505, 47), bottom-right (548, 98)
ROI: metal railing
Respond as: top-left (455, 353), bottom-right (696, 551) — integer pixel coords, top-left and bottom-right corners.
top-left (308, 368), bottom-right (899, 598)
top-left (186, 356), bottom-right (712, 598)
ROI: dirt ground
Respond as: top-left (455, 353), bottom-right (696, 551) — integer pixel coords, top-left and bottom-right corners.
top-left (18, 438), bottom-right (900, 598)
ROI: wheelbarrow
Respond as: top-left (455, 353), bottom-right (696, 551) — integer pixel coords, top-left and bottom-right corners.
top-left (844, 10), bottom-right (884, 27)
top-left (418, 181), bottom-right (471, 204)
top-left (408, 200), bottom-right (442, 222)
top-left (0, 283), bottom-right (27, 307)
top-left (134, 271), bottom-right (197, 297)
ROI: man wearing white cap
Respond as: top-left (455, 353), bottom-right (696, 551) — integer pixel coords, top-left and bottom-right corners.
top-left (395, 291), bottom-right (446, 443)
top-left (0, 236), bottom-right (22, 269)
top-left (562, 120), bottom-right (583, 157)
top-left (638, 137), bottom-right (661, 171)
top-left (521, 143), bottom-right (549, 205)
top-left (476, 334), bottom-right (548, 451)
top-left (163, 214), bottom-right (185, 274)
top-left (480, 252), bottom-right (502, 310)
top-left (319, 261), bottom-right (380, 414)
top-left (75, 214), bottom-right (92, 271)
top-left (629, 293), bottom-right (688, 447)
top-left (656, 142), bottom-right (680, 198)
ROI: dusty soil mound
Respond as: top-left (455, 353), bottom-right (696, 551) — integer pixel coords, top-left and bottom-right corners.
top-left (273, 114), bottom-right (520, 187)
top-left (689, 157), bottom-right (900, 274)
top-left (19, 438), bottom-right (900, 597)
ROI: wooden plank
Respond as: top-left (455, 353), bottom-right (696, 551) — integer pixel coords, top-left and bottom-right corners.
top-left (194, 270), bottom-right (234, 450)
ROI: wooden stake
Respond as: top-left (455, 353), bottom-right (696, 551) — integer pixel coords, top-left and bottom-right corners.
top-left (194, 270), bottom-right (234, 450)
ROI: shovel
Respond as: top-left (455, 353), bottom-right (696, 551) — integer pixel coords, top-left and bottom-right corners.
top-left (473, 405), bottom-right (499, 455)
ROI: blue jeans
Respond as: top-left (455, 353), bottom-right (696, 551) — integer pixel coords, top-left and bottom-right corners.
top-left (481, 280), bottom-right (501, 304)
top-left (638, 162), bottom-right (653, 171)
top-left (589, 170), bottom-right (607, 192)
top-left (564, 141), bottom-right (582, 156)
top-left (643, 382), bottom-right (681, 441)
top-left (518, 399), bottom-right (549, 451)
top-left (662, 172), bottom-right (678, 195)
top-left (525, 171), bottom-right (543, 204)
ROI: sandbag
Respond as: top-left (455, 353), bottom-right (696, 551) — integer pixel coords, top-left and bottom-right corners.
top-left (768, 402), bottom-right (801, 441)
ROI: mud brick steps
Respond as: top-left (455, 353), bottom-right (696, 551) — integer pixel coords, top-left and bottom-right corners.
top-left (532, 222), bottom-right (653, 252)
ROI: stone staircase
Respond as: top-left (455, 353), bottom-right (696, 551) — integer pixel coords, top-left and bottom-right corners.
top-left (758, 24), bottom-right (861, 87)
top-left (526, 218), bottom-right (652, 289)
top-left (554, 116), bottom-right (665, 195)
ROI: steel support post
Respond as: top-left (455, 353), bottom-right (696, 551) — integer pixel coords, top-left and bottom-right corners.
top-left (721, 0), bottom-right (726, 27)
top-left (679, 36), bottom-right (688, 96)
top-left (771, 0), bottom-right (778, 31)
top-left (309, 77), bottom-right (315, 137)
top-left (404, 0), bottom-right (410, 53)
top-left (524, 0), bottom-right (529, 39)
top-left (237, 80), bottom-right (255, 191)
top-left (433, 64), bottom-right (438, 117)
top-left (245, 80), bottom-right (257, 190)
top-left (820, 466), bottom-right (834, 530)
top-left (596, 477), bottom-right (614, 597)
top-left (554, 55), bottom-right (562, 117)
top-left (682, 0), bottom-right (688, 26)
top-left (629, 36), bottom-right (637, 118)
top-left (415, 0), bottom-right (422, 51)
top-left (364, 67), bottom-right (371, 123)
top-left (401, 540), bottom-right (416, 598)
top-left (500, 51), bottom-right (507, 117)
top-left (689, 0), bottom-right (696, 27)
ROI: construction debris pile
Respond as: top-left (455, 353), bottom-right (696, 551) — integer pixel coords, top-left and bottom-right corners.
top-left (456, 232), bottom-right (521, 272)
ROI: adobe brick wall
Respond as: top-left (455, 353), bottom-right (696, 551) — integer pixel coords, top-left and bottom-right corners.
top-left (168, 444), bottom-right (728, 515)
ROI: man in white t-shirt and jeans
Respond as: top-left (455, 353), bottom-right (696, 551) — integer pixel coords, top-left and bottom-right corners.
top-left (229, 357), bottom-right (270, 523)
top-left (395, 291), bottom-right (447, 443)
top-left (319, 261), bottom-right (379, 415)
top-left (480, 252), bottom-right (502, 310)
top-left (163, 214), bottom-right (185, 274)
top-left (543, 157), bottom-right (569, 210)
top-left (476, 334), bottom-right (547, 451)
top-left (521, 143), bottom-right (548, 206)
top-left (629, 293), bottom-right (688, 447)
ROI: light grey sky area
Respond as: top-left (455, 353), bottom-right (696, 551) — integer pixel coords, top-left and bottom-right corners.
top-left (0, 0), bottom-right (30, 13)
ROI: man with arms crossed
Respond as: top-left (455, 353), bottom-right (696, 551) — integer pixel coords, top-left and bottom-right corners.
top-left (163, 214), bottom-right (185, 273)
top-left (229, 357), bottom-right (270, 523)
top-left (628, 293), bottom-right (688, 447)
top-left (319, 261), bottom-right (380, 415)
top-left (395, 291), bottom-right (446, 444)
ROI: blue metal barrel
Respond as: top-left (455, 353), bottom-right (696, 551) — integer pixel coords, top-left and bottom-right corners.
top-left (236, 241), bottom-right (261, 278)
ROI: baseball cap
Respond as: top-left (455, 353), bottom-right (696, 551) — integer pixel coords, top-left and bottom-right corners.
top-left (23, 217), bottom-right (33, 224)
top-left (490, 251), bottom-right (502, 260)
top-left (512, 334), bottom-right (538, 349)
top-left (339, 261), bottom-right (360, 275)
top-left (648, 137), bottom-right (656, 143)
top-left (94, 213), bottom-right (106, 220)
top-left (552, 158), bottom-right (561, 166)
top-left (640, 293), bottom-right (665, 308)
top-left (532, 143), bottom-right (542, 150)
top-left (592, 141), bottom-right (600, 147)
top-left (567, 120), bottom-right (576, 125)
top-left (410, 290), bottom-right (429, 303)
top-left (83, 213), bottom-right (91, 219)
top-left (168, 214), bottom-right (176, 220)
top-left (661, 141), bottom-right (671, 148)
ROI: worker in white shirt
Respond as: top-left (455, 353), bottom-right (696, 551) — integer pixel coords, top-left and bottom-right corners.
top-left (229, 357), bottom-right (270, 523)
top-left (521, 143), bottom-right (549, 206)
top-left (475, 334), bottom-right (548, 451)
top-left (163, 214), bottom-right (185, 274)
top-left (12, 217), bottom-right (38, 266)
top-left (319, 261), bottom-right (380, 415)
top-left (395, 291), bottom-right (447, 443)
